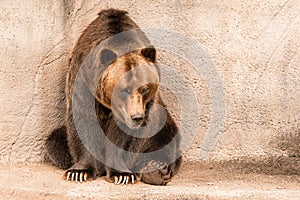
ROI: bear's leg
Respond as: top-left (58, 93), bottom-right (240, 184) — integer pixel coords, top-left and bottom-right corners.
top-left (136, 136), bottom-right (182, 186)
top-left (140, 156), bottom-right (182, 185)
top-left (45, 126), bottom-right (73, 170)
top-left (140, 160), bottom-right (171, 185)
top-left (64, 116), bottom-right (106, 182)
top-left (132, 154), bottom-right (182, 185)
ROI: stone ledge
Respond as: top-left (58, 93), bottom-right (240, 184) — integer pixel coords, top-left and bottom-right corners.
top-left (0, 161), bottom-right (299, 200)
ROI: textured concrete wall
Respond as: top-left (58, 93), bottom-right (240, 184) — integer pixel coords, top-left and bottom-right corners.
top-left (0, 0), bottom-right (299, 163)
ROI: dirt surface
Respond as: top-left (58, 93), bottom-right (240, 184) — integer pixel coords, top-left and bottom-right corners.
top-left (0, 161), bottom-right (299, 200)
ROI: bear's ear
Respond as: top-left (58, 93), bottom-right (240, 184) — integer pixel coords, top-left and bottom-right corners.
top-left (141, 46), bottom-right (156, 63)
top-left (100, 49), bottom-right (117, 66)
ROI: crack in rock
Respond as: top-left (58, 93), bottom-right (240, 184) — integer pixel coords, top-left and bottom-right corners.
top-left (8, 39), bottom-right (67, 162)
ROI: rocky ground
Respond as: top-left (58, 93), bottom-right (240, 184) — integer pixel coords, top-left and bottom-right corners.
top-left (0, 159), bottom-right (299, 200)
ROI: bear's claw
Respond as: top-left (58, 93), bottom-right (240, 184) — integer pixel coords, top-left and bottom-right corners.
top-left (65, 170), bottom-right (89, 182)
top-left (113, 174), bottom-right (136, 185)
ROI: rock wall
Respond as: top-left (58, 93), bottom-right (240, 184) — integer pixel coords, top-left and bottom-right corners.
top-left (0, 0), bottom-right (299, 163)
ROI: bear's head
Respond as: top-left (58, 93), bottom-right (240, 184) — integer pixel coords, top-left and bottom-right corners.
top-left (97, 47), bottom-right (160, 130)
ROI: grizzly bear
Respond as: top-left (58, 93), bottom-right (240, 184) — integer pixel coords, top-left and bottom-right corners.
top-left (46, 8), bottom-right (182, 185)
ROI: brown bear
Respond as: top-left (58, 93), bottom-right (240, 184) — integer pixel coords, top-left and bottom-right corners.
top-left (46, 8), bottom-right (182, 185)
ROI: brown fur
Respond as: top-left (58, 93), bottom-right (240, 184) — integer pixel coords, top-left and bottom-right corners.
top-left (46, 9), bottom-right (182, 185)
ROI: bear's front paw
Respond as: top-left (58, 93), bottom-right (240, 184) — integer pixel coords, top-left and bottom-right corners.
top-left (64, 169), bottom-right (92, 182)
top-left (141, 160), bottom-right (171, 185)
top-left (111, 173), bottom-right (138, 185)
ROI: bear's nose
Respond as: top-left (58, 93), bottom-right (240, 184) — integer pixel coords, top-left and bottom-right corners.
top-left (131, 114), bottom-right (144, 125)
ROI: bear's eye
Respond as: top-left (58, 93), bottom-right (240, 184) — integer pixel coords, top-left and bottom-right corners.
top-left (140, 86), bottom-right (150, 95)
top-left (120, 88), bottom-right (131, 95)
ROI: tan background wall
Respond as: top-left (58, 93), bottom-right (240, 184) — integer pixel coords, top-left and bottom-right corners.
top-left (0, 0), bottom-right (299, 164)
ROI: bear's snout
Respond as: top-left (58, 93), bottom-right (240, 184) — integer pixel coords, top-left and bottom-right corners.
top-left (126, 91), bottom-right (146, 129)
top-left (131, 114), bottom-right (144, 126)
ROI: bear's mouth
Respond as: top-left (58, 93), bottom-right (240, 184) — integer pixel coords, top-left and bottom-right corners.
top-left (126, 118), bottom-right (145, 130)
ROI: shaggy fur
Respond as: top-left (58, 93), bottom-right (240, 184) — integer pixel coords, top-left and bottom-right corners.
top-left (46, 9), bottom-right (182, 185)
